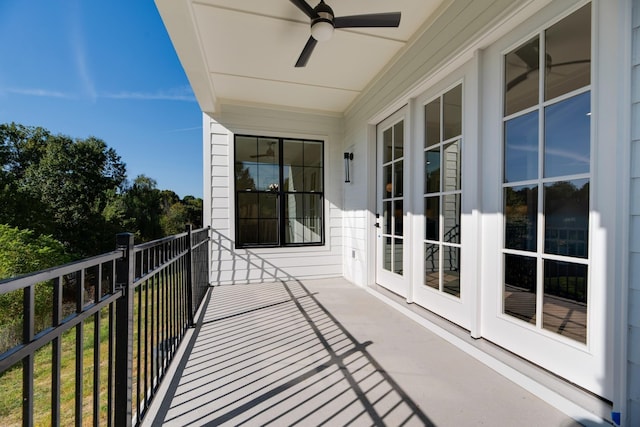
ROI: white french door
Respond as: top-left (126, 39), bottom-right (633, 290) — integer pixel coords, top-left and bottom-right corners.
top-left (375, 108), bottom-right (408, 297)
top-left (480, 2), bottom-right (611, 399)
top-left (410, 78), bottom-right (474, 330)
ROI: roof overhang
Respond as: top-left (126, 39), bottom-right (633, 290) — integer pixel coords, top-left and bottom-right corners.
top-left (155, 0), bottom-right (449, 116)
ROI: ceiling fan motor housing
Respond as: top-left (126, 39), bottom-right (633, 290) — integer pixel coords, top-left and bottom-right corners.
top-left (311, 1), bottom-right (334, 41)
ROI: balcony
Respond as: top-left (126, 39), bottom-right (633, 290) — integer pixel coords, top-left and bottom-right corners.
top-left (0, 228), bottom-right (594, 426)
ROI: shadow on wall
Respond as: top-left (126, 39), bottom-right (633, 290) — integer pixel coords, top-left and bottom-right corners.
top-left (150, 279), bottom-right (435, 426)
top-left (210, 229), bottom-right (314, 285)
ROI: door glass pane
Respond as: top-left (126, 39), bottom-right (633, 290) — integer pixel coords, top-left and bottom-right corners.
top-left (383, 127), bottom-right (393, 164)
top-left (543, 260), bottom-right (587, 343)
top-left (425, 243), bottom-right (439, 290)
top-left (442, 246), bottom-right (460, 297)
top-left (544, 179), bottom-right (589, 258)
top-left (443, 140), bottom-right (461, 191)
top-left (383, 201), bottom-right (392, 235)
top-left (504, 254), bottom-right (537, 325)
top-left (443, 84), bottom-right (462, 140)
top-left (545, 4), bottom-right (591, 101)
top-left (504, 111), bottom-right (538, 183)
top-left (383, 165), bottom-right (393, 198)
top-left (425, 149), bottom-right (440, 193)
top-left (394, 200), bottom-right (403, 236)
top-left (443, 194), bottom-right (460, 244)
top-left (393, 238), bottom-right (404, 275)
top-left (504, 185), bottom-right (538, 251)
top-left (393, 121), bottom-right (404, 160)
top-left (425, 197), bottom-right (439, 241)
top-left (505, 36), bottom-right (539, 116)
top-left (544, 92), bottom-right (591, 178)
top-left (383, 237), bottom-right (392, 271)
top-left (425, 99), bottom-right (441, 148)
top-left (394, 161), bottom-right (403, 197)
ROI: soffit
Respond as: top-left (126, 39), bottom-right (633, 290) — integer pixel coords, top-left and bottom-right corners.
top-left (156, 0), bottom-right (448, 115)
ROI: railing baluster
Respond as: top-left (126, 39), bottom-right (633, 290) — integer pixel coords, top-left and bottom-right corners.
top-left (114, 233), bottom-right (135, 427)
top-left (52, 277), bottom-right (62, 427)
top-left (76, 270), bottom-right (84, 427)
top-left (23, 285), bottom-right (34, 427)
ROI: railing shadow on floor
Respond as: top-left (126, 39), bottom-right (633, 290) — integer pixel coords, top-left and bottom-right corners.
top-left (149, 231), bottom-right (434, 426)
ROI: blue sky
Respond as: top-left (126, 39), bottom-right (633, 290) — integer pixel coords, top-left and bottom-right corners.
top-left (0, 1), bottom-right (203, 198)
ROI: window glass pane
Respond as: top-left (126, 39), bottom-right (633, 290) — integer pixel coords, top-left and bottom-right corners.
top-left (425, 98), bottom-right (441, 148)
top-left (304, 167), bottom-right (322, 192)
top-left (443, 140), bottom-right (461, 191)
top-left (443, 194), bottom-right (460, 244)
top-left (258, 193), bottom-right (278, 218)
top-left (383, 128), bottom-right (393, 164)
top-left (235, 162), bottom-right (257, 191)
top-left (544, 179), bottom-right (589, 258)
top-left (259, 219), bottom-right (278, 244)
top-left (544, 92), bottom-right (591, 178)
top-left (504, 185), bottom-right (538, 251)
top-left (443, 246), bottom-right (460, 297)
top-left (425, 243), bottom-right (439, 290)
top-left (443, 84), bottom-right (462, 140)
top-left (505, 36), bottom-right (539, 116)
top-left (393, 238), bottom-right (403, 275)
top-left (504, 111), bottom-right (538, 183)
top-left (304, 141), bottom-right (323, 167)
top-left (543, 260), bottom-right (587, 343)
top-left (283, 165), bottom-right (301, 191)
top-left (394, 161), bottom-right (403, 197)
top-left (504, 254), bottom-right (537, 325)
top-left (285, 194), bottom-right (321, 244)
top-left (425, 197), bottom-right (439, 241)
top-left (545, 4), bottom-right (591, 101)
top-left (383, 201), bottom-right (392, 235)
top-left (425, 149), bottom-right (440, 193)
top-left (383, 165), bottom-right (392, 198)
top-left (393, 121), bottom-right (404, 160)
top-left (235, 135), bottom-right (258, 163)
top-left (257, 138), bottom-right (278, 162)
top-left (283, 140), bottom-right (304, 167)
top-left (256, 163), bottom-right (279, 191)
top-left (237, 218), bottom-right (258, 244)
top-left (394, 200), bottom-right (403, 237)
top-left (237, 193), bottom-right (258, 218)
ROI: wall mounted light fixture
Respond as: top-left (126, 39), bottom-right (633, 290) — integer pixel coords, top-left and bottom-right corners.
top-left (344, 152), bottom-right (353, 183)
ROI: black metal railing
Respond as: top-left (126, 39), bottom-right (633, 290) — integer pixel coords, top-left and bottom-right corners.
top-left (0, 225), bottom-right (210, 427)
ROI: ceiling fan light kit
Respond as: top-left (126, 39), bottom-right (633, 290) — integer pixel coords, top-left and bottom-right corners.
top-left (290, 0), bottom-right (401, 67)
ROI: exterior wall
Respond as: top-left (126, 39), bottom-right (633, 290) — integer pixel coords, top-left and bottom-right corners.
top-left (629, 0), bottom-right (640, 423)
top-left (203, 106), bottom-right (344, 285)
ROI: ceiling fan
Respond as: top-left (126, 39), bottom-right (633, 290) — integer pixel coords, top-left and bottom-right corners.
top-left (506, 40), bottom-right (590, 91)
top-left (290, 0), bottom-right (401, 67)
top-left (250, 141), bottom-right (276, 158)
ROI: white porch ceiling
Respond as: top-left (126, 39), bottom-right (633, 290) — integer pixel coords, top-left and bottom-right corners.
top-left (156, 0), bottom-right (448, 114)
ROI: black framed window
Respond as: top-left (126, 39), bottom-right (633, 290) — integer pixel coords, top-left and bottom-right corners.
top-left (234, 135), bottom-right (324, 248)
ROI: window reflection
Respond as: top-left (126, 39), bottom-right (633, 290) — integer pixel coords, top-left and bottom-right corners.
top-left (504, 111), bottom-right (538, 183)
top-left (544, 179), bottom-right (589, 258)
top-left (504, 185), bottom-right (538, 251)
top-left (443, 85), bottom-right (462, 140)
top-left (425, 243), bottom-right (439, 290)
top-left (504, 254), bottom-right (537, 325)
top-left (425, 197), bottom-right (439, 241)
top-left (543, 260), bottom-right (587, 343)
top-left (544, 92), bottom-right (591, 178)
top-left (443, 246), bottom-right (460, 297)
top-left (505, 37), bottom-right (539, 116)
top-left (425, 149), bottom-right (440, 193)
top-left (425, 99), bottom-right (440, 148)
top-left (544, 4), bottom-right (591, 101)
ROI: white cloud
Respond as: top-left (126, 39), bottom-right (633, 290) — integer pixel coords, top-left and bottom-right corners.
top-left (3, 87), bottom-right (76, 99)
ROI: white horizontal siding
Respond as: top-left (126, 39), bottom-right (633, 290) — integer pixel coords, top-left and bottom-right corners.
top-left (630, 0), bottom-right (640, 423)
top-left (204, 107), bottom-right (344, 285)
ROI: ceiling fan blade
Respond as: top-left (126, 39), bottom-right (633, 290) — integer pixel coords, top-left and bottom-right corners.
top-left (295, 36), bottom-right (317, 68)
top-left (289, 0), bottom-right (317, 19)
top-left (334, 12), bottom-right (401, 29)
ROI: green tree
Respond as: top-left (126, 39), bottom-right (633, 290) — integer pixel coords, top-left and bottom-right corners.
top-left (122, 175), bottom-right (163, 242)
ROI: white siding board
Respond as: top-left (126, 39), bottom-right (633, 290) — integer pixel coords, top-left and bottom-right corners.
top-left (633, 178), bottom-right (640, 214)
top-left (631, 253), bottom-right (640, 291)
top-left (632, 216), bottom-right (640, 253)
top-left (633, 140), bottom-right (640, 177)
top-left (631, 289), bottom-right (640, 328)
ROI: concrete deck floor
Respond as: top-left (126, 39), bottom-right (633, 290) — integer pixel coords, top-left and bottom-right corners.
top-left (145, 278), bottom-right (590, 426)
